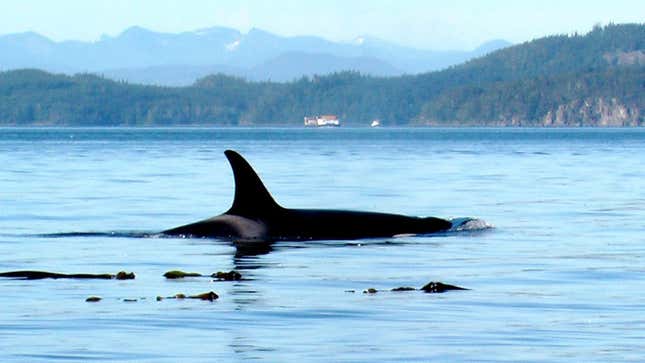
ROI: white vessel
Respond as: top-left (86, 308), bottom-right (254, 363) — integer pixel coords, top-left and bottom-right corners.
top-left (304, 115), bottom-right (341, 127)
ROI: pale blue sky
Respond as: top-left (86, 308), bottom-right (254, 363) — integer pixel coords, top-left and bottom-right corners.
top-left (1, 0), bottom-right (643, 50)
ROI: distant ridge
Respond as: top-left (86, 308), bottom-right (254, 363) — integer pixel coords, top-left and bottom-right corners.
top-left (0, 23), bottom-right (642, 127)
top-left (0, 26), bottom-right (510, 84)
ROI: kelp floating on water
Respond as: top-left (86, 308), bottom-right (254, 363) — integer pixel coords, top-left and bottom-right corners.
top-left (361, 281), bottom-right (468, 294)
top-left (0, 270), bottom-right (135, 280)
top-left (212, 270), bottom-right (242, 281)
top-left (163, 269), bottom-right (242, 281)
top-left (420, 281), bottom-right (468, 293)
top-left (2, 269), bottom-right (464, 302)
top-left (163, 270), bottom-right (202, 279)
top-left (156, 291), bottom-right (219, 301)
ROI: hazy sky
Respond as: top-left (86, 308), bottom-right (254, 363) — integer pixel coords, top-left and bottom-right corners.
top-left (1, 0), bottom-right (643, 50)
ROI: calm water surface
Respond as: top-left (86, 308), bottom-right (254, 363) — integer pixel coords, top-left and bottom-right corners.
top-left (0, 127), bottom-right (644, 362)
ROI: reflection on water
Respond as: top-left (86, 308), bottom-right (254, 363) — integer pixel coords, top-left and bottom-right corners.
top-left (233, 241), bottom-right (274, 260)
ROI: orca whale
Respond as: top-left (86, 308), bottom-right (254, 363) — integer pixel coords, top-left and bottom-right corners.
top-left (163, 150), bottom-right (453, 241)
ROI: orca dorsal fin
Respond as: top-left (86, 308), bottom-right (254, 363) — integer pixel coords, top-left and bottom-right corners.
top-left (224, 150), bottom-right (281, 217)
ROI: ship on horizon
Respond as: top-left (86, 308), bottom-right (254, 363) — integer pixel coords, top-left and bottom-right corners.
top-left (304, 115), bottom-right (341, 127)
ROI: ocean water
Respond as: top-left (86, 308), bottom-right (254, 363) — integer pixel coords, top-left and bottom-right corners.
top-left (0, 127), bottom-right (644, 362)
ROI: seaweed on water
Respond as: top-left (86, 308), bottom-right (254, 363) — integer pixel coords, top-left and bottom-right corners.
top-left (163, 270), bottom-right (202, 279)
top-left (212, 270), bottom-right (242, 281)
top-left (420, 281), bottom-right (468, 293)
top-left (156, 291), bottom-right (219, 301)
top-left (0, 270), bottom-right (135, 280)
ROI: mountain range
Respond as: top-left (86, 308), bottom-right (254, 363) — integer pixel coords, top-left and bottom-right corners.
top-left (0, 26), bottom-right (511, 85)
top-left (0, 23), bottom-right (642, 127)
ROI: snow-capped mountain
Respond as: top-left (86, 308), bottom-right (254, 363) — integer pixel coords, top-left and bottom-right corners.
top-left (0, 26), bottom-right (511, 85)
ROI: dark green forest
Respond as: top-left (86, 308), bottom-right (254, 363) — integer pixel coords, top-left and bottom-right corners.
top-left (1, 23), bottom-right (643, 126)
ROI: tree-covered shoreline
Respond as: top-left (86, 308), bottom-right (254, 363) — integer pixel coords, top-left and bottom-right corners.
top-left (1, 24), bottom-right (643, 127)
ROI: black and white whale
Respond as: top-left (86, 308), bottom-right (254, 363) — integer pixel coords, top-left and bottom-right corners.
top-left (163, 150), bottom-right (454, 241)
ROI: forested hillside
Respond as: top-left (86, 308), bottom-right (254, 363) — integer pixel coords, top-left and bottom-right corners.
top-left (0, 24), bottom-right (642, 126)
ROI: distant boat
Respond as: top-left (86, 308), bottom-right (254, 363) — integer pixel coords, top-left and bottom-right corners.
top-left (304, 115), bottom-right (341, 127)
top-left (370, 119), bottom-right (381, 127)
